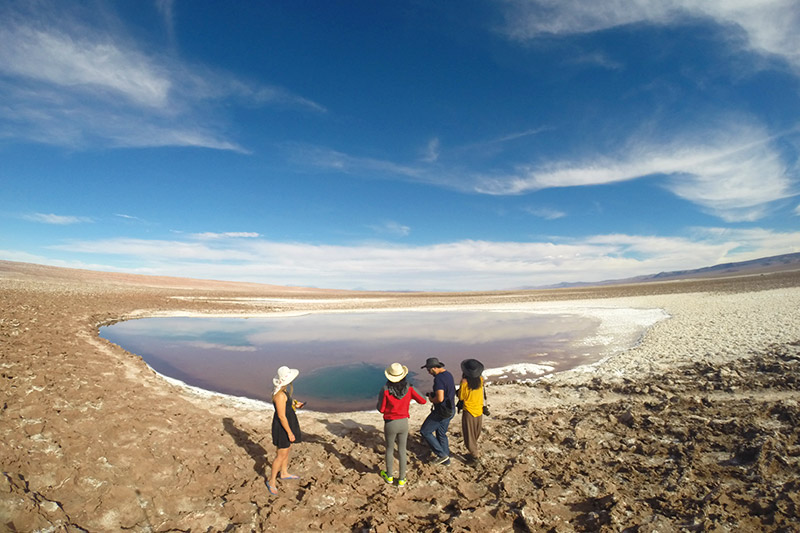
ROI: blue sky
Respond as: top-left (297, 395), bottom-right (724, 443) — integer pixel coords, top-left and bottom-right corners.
top-left (1, 1), bottom-right (799, 291)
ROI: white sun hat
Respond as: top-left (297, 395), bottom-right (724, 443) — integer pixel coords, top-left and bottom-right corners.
top-left (384, 362), bottom-right (409, 383)
top-left (272, 366), bottom-right (299, 396)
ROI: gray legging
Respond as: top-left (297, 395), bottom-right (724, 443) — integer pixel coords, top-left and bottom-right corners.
top-left (384, 418), bottom-right (409, 480)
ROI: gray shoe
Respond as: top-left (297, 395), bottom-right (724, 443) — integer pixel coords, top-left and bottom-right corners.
top-left (434, 455), bottom-right (450, 465)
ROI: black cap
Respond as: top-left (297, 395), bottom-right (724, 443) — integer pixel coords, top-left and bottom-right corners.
top-left (421, 357), bottom-right (444, 369)
top-left (460, 358), bottom-right (484, 378)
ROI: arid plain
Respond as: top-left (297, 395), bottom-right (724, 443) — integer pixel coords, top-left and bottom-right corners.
top-left (2, 260), bottom-right (799, 532)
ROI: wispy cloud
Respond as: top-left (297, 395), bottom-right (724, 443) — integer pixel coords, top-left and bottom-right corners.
top-left (0, 2), bottom-right (323, 151)
top-left (291, 126), bottom-right (548, 182)
top-left (155, 0), bottom-right (176, 48)
top-left (23, 213), bottom-right (93, 225)
top-left (0, 24), bottom-right (171, 108)
top-left (191, 232), bottom-right (262, 240)
top-left (289, 144), bottom-right (424, 179)
top-left (525, 207), bottom-right (566, 220)
top-left (421, 138), bottom-right (440, 163)
top-left (459, 128), bottom-right (548, 155)
top-left (569, 51), bottom-right (624, 71)
top-left (229, 81), bottom-right (327, 114)
top-left (474, 121), bottom-right (797, 222)
top-left (42, 228), bottom-right (800, 290)
top-left (290, 120), bottom-right (798, 223)
top-left (500, 0), bottom-right (800, 71)
top-left (369, 221), bottom-right (411, 237)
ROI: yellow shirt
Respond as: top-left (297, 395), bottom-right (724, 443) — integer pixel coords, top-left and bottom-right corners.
top-left (458, 377), bottom-right (484, 417)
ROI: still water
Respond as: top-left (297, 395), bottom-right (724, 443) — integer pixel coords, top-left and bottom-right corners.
top-left (100, 310), bottom-right (609, 412)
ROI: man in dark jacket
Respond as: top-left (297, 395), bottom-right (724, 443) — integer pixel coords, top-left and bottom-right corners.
top-left (419, 357), bottom-right (456, 466)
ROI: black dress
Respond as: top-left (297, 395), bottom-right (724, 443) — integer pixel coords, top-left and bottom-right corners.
top-left (272, 392), bottom-right (302, 449)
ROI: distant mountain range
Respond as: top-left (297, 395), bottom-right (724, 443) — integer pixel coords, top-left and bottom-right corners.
top-left (538, 252), bottom-right (800, 289)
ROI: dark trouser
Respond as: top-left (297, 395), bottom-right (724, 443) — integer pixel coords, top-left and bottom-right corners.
top-left (420, 412), bottom-right (453, 458)
top-left (461, 410), bottom-right (483, 457)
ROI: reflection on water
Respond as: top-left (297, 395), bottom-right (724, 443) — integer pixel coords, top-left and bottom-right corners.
top-left (100, 310), bottom-right (606, 412)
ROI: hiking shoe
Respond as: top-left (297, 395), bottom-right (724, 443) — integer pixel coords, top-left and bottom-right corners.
top-left (380, 470), bottom-right (393, 484)
top-left (397, 479), bottom-right (406, 487)
top-left (433, 455), bottom-right (450, 465)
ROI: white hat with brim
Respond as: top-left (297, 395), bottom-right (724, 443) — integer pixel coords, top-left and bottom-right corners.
top-left (385, 362), bottom-right (409, 383)
top-left (272, 366), bottom-right (299, 396)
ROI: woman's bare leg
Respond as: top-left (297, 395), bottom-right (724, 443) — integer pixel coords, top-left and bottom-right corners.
top-left (269, 446), bottom-right (291, 488)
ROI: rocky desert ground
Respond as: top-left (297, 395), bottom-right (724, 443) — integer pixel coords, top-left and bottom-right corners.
top-left (1, 260), bottom-right (799, 532)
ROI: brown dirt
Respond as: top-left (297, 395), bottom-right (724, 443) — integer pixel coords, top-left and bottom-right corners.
top-left (1, 261), bottom-right (799, 532)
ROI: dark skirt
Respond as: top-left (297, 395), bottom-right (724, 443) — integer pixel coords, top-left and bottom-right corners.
top-left (272, 394), bottom-right (302, 449)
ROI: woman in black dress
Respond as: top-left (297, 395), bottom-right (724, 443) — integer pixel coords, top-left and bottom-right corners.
top-left (267, 366), bottom-right (304, 495)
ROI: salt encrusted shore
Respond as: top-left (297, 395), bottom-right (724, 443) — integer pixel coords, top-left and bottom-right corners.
top-left (158, 287), bottom-right (800, 415)
top-left (1, 262), bottom-right (799, 532)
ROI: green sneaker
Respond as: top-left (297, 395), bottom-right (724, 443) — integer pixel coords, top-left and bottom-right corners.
top-left (380, 470), bottom-right (393, 484)
top-left (397, 478), bottom-right (406, 487)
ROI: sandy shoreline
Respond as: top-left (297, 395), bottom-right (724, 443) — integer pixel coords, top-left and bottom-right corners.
top-left (2, 262), bottom-right (800, 531)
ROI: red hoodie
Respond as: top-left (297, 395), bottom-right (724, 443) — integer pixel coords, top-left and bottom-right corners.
top-left (377, 383), bottom-right (427, 421)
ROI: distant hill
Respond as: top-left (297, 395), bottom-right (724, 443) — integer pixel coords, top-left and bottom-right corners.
top-left (539, 252), bottom-right (800, 289)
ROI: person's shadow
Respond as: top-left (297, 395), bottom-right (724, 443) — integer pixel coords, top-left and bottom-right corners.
top-left (311, 418), bottom-right (381, 473)
top-left (223, 417), bottom-right (267, 480)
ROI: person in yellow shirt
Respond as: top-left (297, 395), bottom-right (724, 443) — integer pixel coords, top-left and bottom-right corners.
top-left (457, 359), bottom-right (485, 463)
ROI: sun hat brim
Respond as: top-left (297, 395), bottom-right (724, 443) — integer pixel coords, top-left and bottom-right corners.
top-left (272, 367), bottom-right (299, 394)
top-left (385, 363), bottom-right (409, 382)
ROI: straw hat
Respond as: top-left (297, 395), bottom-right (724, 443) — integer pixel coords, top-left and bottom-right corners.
top-left (272, 366), bottom-right (299, 395)
top-left (385, 362), bottom-right (409, 382)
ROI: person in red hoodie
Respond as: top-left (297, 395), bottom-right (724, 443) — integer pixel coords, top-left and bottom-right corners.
top-left (376, 362), bottom-right (427, 487)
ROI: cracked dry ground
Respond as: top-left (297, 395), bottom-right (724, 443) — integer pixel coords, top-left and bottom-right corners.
top-left (1, 269), bottom-right (799, 532)
top-left (5, 338), bottom-right (799, 532)
top-left (261, 342), bottom-right (800, 533)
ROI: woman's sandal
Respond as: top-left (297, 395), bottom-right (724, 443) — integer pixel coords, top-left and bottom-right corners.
top-left (280, 474), bottom-right (300, 480)
top-left (266, 481), bottom-right (278, 495)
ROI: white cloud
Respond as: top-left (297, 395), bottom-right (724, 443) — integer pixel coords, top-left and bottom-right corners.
top-left (569, 51), bottom-right (624, 70)
top-left (290, 144), bottom-right (424, 179)
top-left (0, 24), bottom-right (171, 108)
top-left (525, 206), bottom-right (566, 220)
top-left (459, 128), bottom-right (549, 154)
top-left (369, 221), bottom-right (411, 237)
top-left (474, 122), bottom-right (796, 222)
top-left (0, 3), bottom-right (322, 150)
top-left (52, 238), bottom-right (260, 262)
top-left (422, 138), bottom-right (440, 163)
top-left (191, 232), bottom-right (262, 240)
top-left (298, 120), bottom-right (796, 223)
top-left (500, 0), bottom-right (800, 70)
top-left (291, 127), bottom-right (549, 182)
top-left (227, 80), bottom-right (327, 114)
top-left (155, 0), bottom-right (176, 47)
top-left (23, 213), bottom-right (93, 225)
top-left (41, 228), bottom-right (800, 290)
top-left (0, 249), bottom-right (54, 263)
